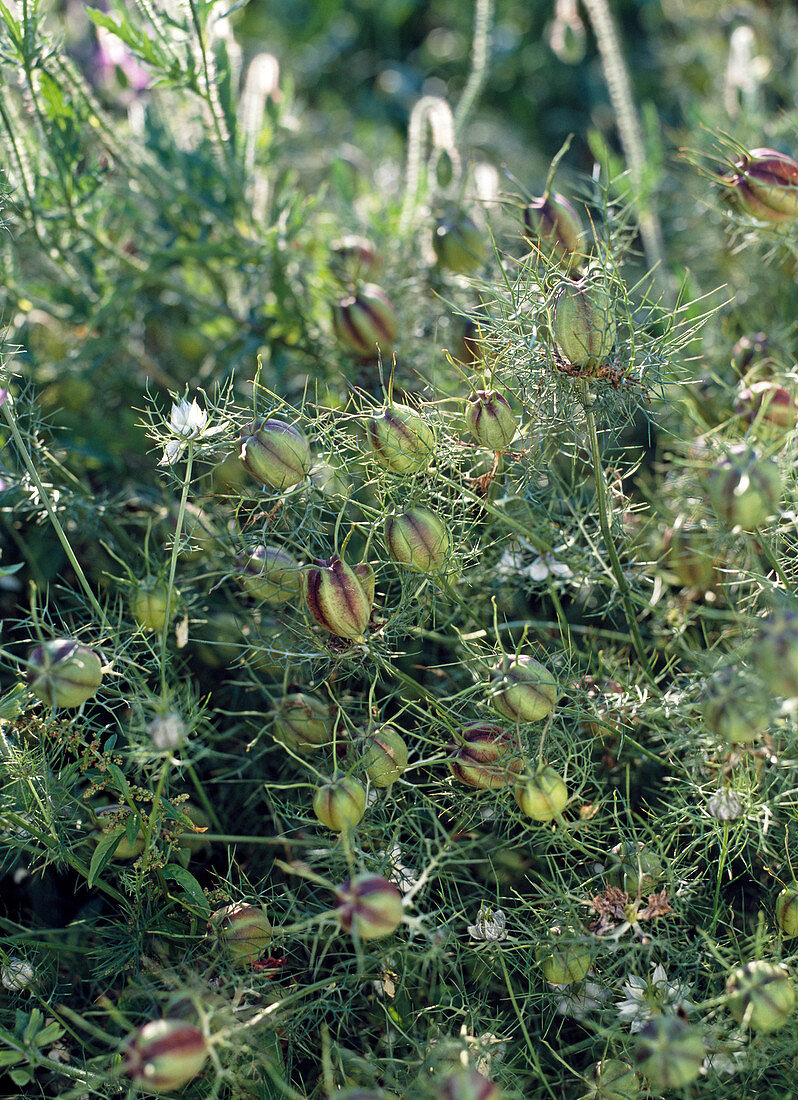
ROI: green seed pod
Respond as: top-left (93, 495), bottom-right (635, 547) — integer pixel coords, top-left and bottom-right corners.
top-left (273, 692), bottom-right (333, 750)
top-left (606, 842), bottom-right (664, 896)
top-left (753, 611), bottom-right (798, 700)
top-left (436, 1070), bottom-right (503, 1100)
top-left (490, 654), bottom-right (559, 723)
top-left (358, 725), bottom-right (409, 787)
top-left (514, 766), bottom-right (568, 821)
top-left (448, 723), bottom-right (525, 790)
top-left (239, 418), bottom-right (311, 489)
top-left (706, 445), bottom-right (782, 529)
top-left (536, 933), bottom-right (591, 985)
top-left (206, 902), bottom-right (272, 967)
top-left (366, 403), bottom-right (436, 475)
top-left (700, 667), bottom-right (771, 744)
top-left (581, 1059), bottom-right (640, 1100)
top-left (635, 1015), bottom-right (703, 1089)
top-left (776, 884), bottom-right (798, 937)
top-left (726, 961), bottom-right (796, 1032)
top-left (553, 278), bottom-right (616, 372)
top-left (465, 390), bottom-right (517, 450)
top-left (384, 508), bottom-right (451, 575)
top-left (92, 807), bottom-right (145, 860)
top-left (432, 208), bottom-right (486, 276)
top-left (732, 148), bottom-right (798, 222)
top-left (132, 576), bottom-right (179, 633)
top-left (335, 874), bottom-right (404, 940)
top-left (523, 192), bottom-right (583, 261)
top-left (237, 545), bottom-right (303, 605)
top-left (313, 775), bottom-right (367, 831)
top-left (303, 555), bottom-right (374, 640)
top-left (27, 639), bottom-right (103, 709)
top-left (332, 284), bottom-right (398, 358)
top-left (124, 1019), bottom-right (209, 1093)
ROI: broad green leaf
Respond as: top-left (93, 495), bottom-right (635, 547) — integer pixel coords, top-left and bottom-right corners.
top-left (87, 828), bottom-right (124, 887)
top-left (161, 865), bottom-right (210, 919)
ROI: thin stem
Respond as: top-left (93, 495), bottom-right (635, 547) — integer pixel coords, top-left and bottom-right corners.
top-left (159, 445), bottom-right (194, 693)
top-left (498, 951), bottom-right (560, 1100)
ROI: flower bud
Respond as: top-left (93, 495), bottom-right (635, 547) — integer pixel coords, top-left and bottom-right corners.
top-left (707, 445), bottom-right (781, 529)
top-left (735, 379), bottom-right (798, 436)
top-left (304, 555), bottom-right (374, 640)
top-left (335, 873), bottom-right (403, 940)
top-left (523, 193), bottom-right (583, 261)
top-left (536, 932), bottom-right (591, 985)
top-left (124, 1019), bottom-right (209, 1093)
top-left (661, 520), bottom-right (718, 590)
top-left (776, 885), bottom-right (798, 938)
top-left (753, 611), bottom-right (798, 699)
top-left (700, 667), bottom-right (771, 744)
top-left (553, 278), bottom-right (615, 372)
top-left (313, 775), bottom-right (367, 831)
top-left (725, 960), bottom-right (796, 1032)
top-left (384, 508), bottom-right (452, 575)
top-left (0, 957), bottom-right (35, 991)
top-left (514, 766), bottom-right (568, 821)
top-left (432, 208), bottom-right (486, 276)
top-left (132, 577), bottom-right (179, 633)
top-left (358, 725), bottom-right (409, 788)
top-left (27, 639), bottom-right (103, 709)
top-left (489, 655), bottom-right (558, 723)
top-left (330, 235), bottom-right (380, 283)
top-left (731, 148), bottom-right (798, 223)
top-left (366, 403), bottom-right (436, 475)
top-left (606, 842), bottom-right (663, 896)
top-left (206, 902), bottom-right (272, 966)
top-left (465, 391), bottom-right (516, 451)
top-left (436, 1069), bottom-right (502, 1100)
top-left (634, 1015), bottom-right (703, 1089)
top-left (273, 692), bottom-right (333, 750)
top-left (584, 1059), bottom-right (640, 1100)
top-left (239, 418), bottom-right (311, 489)
top-left (332, 284), bottom-right (398, 358)
top-left (237, 545), bottom-right (303, 605)
top-left (448, 724), bottom-right (525, 790)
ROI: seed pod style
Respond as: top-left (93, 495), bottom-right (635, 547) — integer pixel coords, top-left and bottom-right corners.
top-left (313, 775), bottom-right (367, 831)
top-left (514, 766), bottom-right (568, 821)
top-left (606, 842), bottom-right (663, 896)
top-left (776, 885), bottom-right (798, 937)
top-left (553, 278), bottom-right (615, 372)
top-left (132, 576), bottom-right (179, 633)
top-left (731, 148), bottom-right (798, 223)
top-left (273, 692), bottom-right (332, 750)
top-left (124, 1019), bottom-right (209, 1093)
top-left (635, 1015), bottom-right (704, 1089)
top-left (436, 1069), bottom-right (503, 1100)
top-left (237, 545), bottom-right (303, 605)
top-left (384, 508), bottom-right (451, 575)
top-left (366, 403), bottom-right (436, 475)
top-left (536, 934), bottom-right (591, 985)
top-left (585, 1059), bottom-right (640, 1100)
top-left (700, 667), bottom-right (771, 744)
top-left (448, 724), bottom-right (525, 790)
top-left (27, 639), bottom-right (103, 709)
top-left (465, 391), bottom-right (517, 450)
top-left (490, 654), bottom-right (558, 723)
top-left (332, 284), bottom-right (398, 358)
top-left (707, 445), bottom-right (782, 529)
top-left (358, 725), bottom-right (409, 787)
top-left (303, 555), bottom-right (374, 640)
top-left (735, 379), bottom-right (798, 436)
top-left (206, 902), bottom-right (272, 966)
top-left (432, 208), bottom-right (486, 275)
top-left (523, 192), bottom-right (583, 260)
top-left (335, 874), bottom-right (403, 940)
top-left (753, 611), bottom-right (798, 700)
top-left (239, 418), bottom-right (311, 489)
top-left (725, 961), bottom-right (796, 1032)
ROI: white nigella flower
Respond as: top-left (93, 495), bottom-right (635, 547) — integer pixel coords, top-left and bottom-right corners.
top-left (494, 540), bottom-right (573, 583)
top-left (468, 905), bottom-right (507, 942)
top-left (616, 964), bottom-right (692, 1032)
top-left (147, 710), bottom-right (186, 751)
top-left (160, 397), bottom-right (209, 466)
top-left (381, 844), bottom-right (418, 891)
top-left (1, 957), bottom-right (35, 991)
top-left (554, 976), bottom-right (607, 1020)
top-left (527, 553), bottom-right (574, 582)
top-left (702, 1027), bottom-right (747, 1076)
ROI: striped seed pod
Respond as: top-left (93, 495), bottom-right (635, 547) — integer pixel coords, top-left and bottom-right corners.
top-left (239, 419), bottom-right (311, 489)
top-left (332, 284), bottom-right (398, 358)
top-left (124, 1020), bottom-right (209, 1092)
top-left (448, 724), bottom-right (525, 790)
top-left (304, 555), bottom-right (374, 640)
top-left (731, 148), bottom-right (798, 223)
top-left (335, 874), bottom-right (404, 939)
top-left (523, 192), bottom-right (583, 261)
top-left (384, 508), bottom-right (451, 575)
top-left (27, 639), bottom-right (103, 709)
top-left (366, 403), bottom-right (436, 475)
top-left (465, 390), bottom-right (516, 450)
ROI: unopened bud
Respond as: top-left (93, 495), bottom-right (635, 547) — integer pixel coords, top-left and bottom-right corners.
top-left (730, 148), bottom-right (798, 223)
top-left (553, 278), bottom-right (616, 372)
top-left (332, 284), bottom-right (398, 358)
top-left (448, 724), bottom-right (525, 790)
top-left (433, 208), bottom-right (486, 275)
top-left (206, 902), bottom-right (272, 966)
top-left (366, 403), bottom-right (436, 475)
top-left (725, 961), bottom-right (796, 1032)
top-left (358, 725), bottom-right (409, 788)
top-left (384, 508), bottom-right (452, 575)
top-left (124, 1019), bottom-right (209, 1092)
top-left (239, 419), bottom-right (311, 489)
top-left (273, 692), bottom-right (333, 750)
top-left (514, 766), bottom-right (568, 821)
top-left (465, 391), bottom-right (516, 450)
top-left (489, 655), bottom-right (558, 723)
top-left (706, 445), bottom-right (781, 529)
top-left (776, 884), bottom-right (798, 938)
top-left (27, 639), bottom-right (103, 709)
top-left (237, 545), bottom-right (303, 605)
top-left (304, 555), bottom-right (374, 640)
top-left (313, 775), bottom-right (367, 831)
top-left (335, 874), bottom-right (404, 940)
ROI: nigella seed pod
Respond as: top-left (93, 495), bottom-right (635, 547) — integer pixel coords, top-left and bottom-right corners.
top-left (448, 724), bottom-right (525, 790)
top-left (335, 874), bottom-right (404, 940)
top-left (366, 403), bottom-right (437, 475)
top-left (332, 284), bottom-right (398, 358)
top-left (303, 555), bottom-right (374, 640)
top-left (273, 692), bottom-right (332, 750)
top-left (706, 445), bottom-right (782, 529)
top-left (776, 885), bottom-right (798, 938)
top-left (514, 766), bottom-right (568, 821)
top-left (27, 639), bottom-right (103, 709)
top-left (239, 418), bottom-right (311, 489)
top-left (432, 208), bottom-right (486, 276)
top-left (132, 576), bottom-right (180, 633)
top-left (465, 391), bottom-right (516, 451)
top-left (700, 667), bottom-right (771, 744)
top-left (735, 379), bottom-right (798, 436)
top-left (522, 193), bottom-right (583, 261)
top-left (313, 775), bottom-right (367, 831)
top-left (123, 1019), bottom-right (209, 1092)
top-left (436, 1069), bottom-right (503, 1100)
top-left (384, 508), bottom-right (451, 575)
top-left (535, 931), bottom-right (591, 985)
top-left (237, 545), bottom-right (303, 605)
top-left (606, 841), bottom-right (664, 896)
top-left (725, 960), bottom-right (796, 1032)
top-left (92, 806), bottom-right (145, 859)
top-left (586, 1059), bottom-right (640, 1100)
top-left (731, 148), bottom-right (798, 222)
top-left (553, 278), bottom-right (616, 372)
top-left (358, 725), bottom-right (409, 788)
top-left (490, 654), bottom-right (558, 723)
top-left (330, 235), bottom-right (380, 283)
top-left (206, 903), bottom-right (272, 966)
top-left (635, 1015), bottom-right (704, 1089)
top-left (753, 611), bottom-right (798, 700)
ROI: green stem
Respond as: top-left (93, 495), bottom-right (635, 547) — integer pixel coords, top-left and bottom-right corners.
top-left (752, 527), bottom-right (793, 593)
top-left (498, 951), bottom-right (559, 1100)
top-left (159, 445), bottom-right (193, 693)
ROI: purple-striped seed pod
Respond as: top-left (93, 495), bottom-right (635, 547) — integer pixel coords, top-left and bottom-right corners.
top-left (731, 148), bottom-right (798, 222)
top-left (448, 723), bottom-right (525, 790)
top-left (335, 874), bottom-right (404, 939)
top-left (523, 192), bottom-right (583, 261)
top-left (332, 284), bottom-right (398, 358)
top-left (273, 692), bottom-right (332, 750)
top-left (553, 278), bottom-right (616, 372)
top-left (27, 639), bottom-right (103, 709)
top-left (366, 403), bottom-right (436, 475)
top-left (239, 418), bottom-right (311, 489)
top-left (303, 555), bottom-right (374, 640)
top-left (735, 379), bottom-right (798, 435)
top-left (465, 390), bottom-right (516, 450)
top-left (490, 655), bottom-right (559, 723)
top-left (357, 725), bottom-right (409, 788)
top-left (123, 1020), bottom-right (209, 1092)
top-left (312, 775), bottom-right (367, 831)
top-left (206, 903), bottom-right (272, 966)
top-left (384, 508), bottom-right (451, 575)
